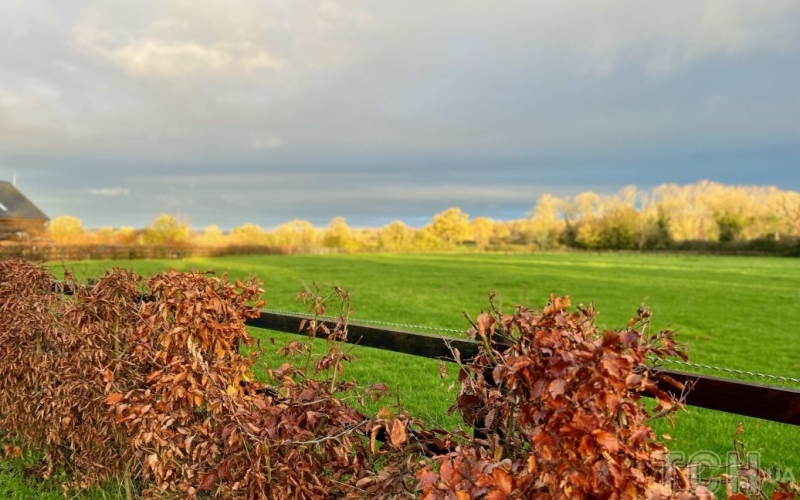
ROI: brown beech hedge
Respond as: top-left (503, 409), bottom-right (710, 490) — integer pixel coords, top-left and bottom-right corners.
top-left (0, 260), bottom-right (797, 499)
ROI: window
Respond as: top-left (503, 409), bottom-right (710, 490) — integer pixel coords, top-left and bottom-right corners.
top-left (0, 202), bottom-right (7, 212)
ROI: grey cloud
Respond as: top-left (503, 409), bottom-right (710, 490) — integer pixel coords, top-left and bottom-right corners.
top-left (1, 1), bottom-right (799, 228)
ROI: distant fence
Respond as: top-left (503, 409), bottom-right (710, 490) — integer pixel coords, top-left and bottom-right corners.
top-left (248, 311), bottom-right (800, 427)
top-left (0, 244), bottom-right (283, 261)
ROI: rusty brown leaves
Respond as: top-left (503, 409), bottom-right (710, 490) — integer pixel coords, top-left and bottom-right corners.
top-left (2, 262), bottom-right (797, 500)
top-left (415, 294), bottom-right (796, 500)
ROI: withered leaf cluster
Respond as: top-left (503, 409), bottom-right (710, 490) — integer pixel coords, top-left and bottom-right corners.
top-left (1, 260), bottom-right (145, 490)
top-left (416, 295), bottom-right (799, 500)
top-left (1, 261), bottom-right (797, 499)
top-left (0, 261), bottom-right (420, 498)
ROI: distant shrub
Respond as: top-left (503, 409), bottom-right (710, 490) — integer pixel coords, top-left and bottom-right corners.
top-left (377, 221), bottom-right (416, 252)
top-left (46, 215), bottom-right (84, 243)
top-left (115, 226), bottom-right (139, 244)
top-left (141, 213), bottom-right (190, 245)
top-left (228, 223), bottom-right (269, 245)
top-left (198, 223), bottom-right (228, 246)
top-left (271, 219), bottom-right (320, 253)
top-left (322, 216), bottom-right (361, 252)
top-left (426, 207), bottom-right (471, 249)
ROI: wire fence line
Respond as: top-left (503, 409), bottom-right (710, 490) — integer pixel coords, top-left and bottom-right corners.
top-left (261, 308), bottom-right (800, 387)
top-left (261, 308), bottom-right (465, 335)
top-left (658, 359), bottom-right (800, 385)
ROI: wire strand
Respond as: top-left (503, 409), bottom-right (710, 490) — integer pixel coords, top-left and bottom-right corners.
top-left (657, 359), bottom-right (800, 385)
top-left (261, 308), bottom-right (465, 335)
top-left (260, 309), bottom-right (800, 386)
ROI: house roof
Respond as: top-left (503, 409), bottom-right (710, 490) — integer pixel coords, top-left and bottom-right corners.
top-left (0, 181), bottom-right (50, 221)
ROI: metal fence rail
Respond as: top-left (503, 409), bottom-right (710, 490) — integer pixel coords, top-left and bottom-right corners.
top-left (42, 280), bottom-right (800, 427)
top-left (248, 310), bottom-right (800, 427)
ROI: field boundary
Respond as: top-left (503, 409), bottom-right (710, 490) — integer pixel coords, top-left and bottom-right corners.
top-left (249, 311), bottom-right (800, 427)
top-left (0, 243), bottom-right (284, 261)
top-left (49, 280), bottom-right (800, 426)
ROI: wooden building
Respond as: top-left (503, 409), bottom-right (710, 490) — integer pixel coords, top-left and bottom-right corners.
top-left (0, 181), bottom-right (50, 240)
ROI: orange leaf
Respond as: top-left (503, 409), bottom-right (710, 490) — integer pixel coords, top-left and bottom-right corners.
top-left (198, 473), bottom-right (216, 492)
top-left (439, 459), bottom-right (454, 483)
top-left (105, 393), bottom-right (124, 405)
top-left (548, 379), bottom-right (566, 397)
top-left (389, 419), bottom-right (407, 448)
top-left (369, 426), bottom-right (379, 453)
top-left (477, 313), bottom-right (495, 338)
top-left (485, 491), bottom-right (507, 500)
top-left (492, 468), bottom-right (513, 494)
top-left (146, 453), bottom-right (158, 469)
top-left (544, 294), bottom-right (570, 315)
top-left (527, 455), bottom-right (537, 474)
top-left (592, 429), bottom-right (620, 453)
top-left (3, 445), bottom-right (21, 459)
top-left (215, 343), bottom-right (226, 359)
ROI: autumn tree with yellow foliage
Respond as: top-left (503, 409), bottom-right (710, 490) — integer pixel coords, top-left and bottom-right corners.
top-left (46, 215), bottom-right (85, 243)
top-left (425, 207), bottom-right (471, 249)
top-left (377, 221), bottom-right (416, 252)
top-left (38, 181), bottom-right (800, 256)
top-left (323, 217), bottom-right (361, 253)
top-left (141, 214), bottom-right (190, 246)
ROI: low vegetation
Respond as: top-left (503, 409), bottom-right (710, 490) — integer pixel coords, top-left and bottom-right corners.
top-left (48, 254), bottom-right (800, 473)
top-left (29, 180), bottom-right (800, 256)
top-left (1, 257), bottom-right (798, 498)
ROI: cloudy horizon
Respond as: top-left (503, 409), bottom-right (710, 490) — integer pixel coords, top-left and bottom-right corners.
top-left (2, 1), bottom-right (799, 229)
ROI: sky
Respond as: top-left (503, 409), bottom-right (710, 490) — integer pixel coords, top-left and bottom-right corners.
top-left (1, 1), bottom-right (800, 230)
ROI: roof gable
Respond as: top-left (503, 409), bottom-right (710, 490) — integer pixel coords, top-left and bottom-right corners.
top-left (0, 182), bottom-right (50, 221)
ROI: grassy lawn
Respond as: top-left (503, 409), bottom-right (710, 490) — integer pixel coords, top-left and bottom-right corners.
top-left (3, 252), bottom-right (799, 495)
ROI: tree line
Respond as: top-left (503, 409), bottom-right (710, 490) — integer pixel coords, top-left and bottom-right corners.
top-left (43, 180), bottom-right (800, 254)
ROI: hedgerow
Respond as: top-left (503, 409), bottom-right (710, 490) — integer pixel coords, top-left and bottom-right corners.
top-left (0, 260), bottom-right (797, 499)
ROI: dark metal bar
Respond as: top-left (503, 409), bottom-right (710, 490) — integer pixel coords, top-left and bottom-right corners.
top-left (42, 282), bottom-right (800, 427)
top-left (247, 310), bottom-right (481, 362)
top-left (650, 369), bottom-right (800, 426)
top-left (247, 311), bottom-right (800, 427)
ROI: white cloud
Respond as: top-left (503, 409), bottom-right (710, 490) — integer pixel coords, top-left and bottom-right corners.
top-left (75, 29), bottom-right (283, 78)
top-left (114, 40), bottom-right (283, 77)
top-left (0, 83), bottom-right (91, 150)
top-left (2, 0), bottom-right (799, 160)
top-left (88, 187), bottom-right (130, 197)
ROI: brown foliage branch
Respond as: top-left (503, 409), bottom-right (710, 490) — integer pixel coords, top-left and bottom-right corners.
top-left (0, 260), bottom-right (146, 490)
top-left (0, 260), bottom-right (427, 498)
top-left (2, 260), bottom-right (797, 499)
top-left (415, 295), bottom-right (799, 500)
top-left (107, 271), bottom-right (423, 498)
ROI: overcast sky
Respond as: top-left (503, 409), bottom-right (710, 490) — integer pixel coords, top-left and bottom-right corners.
top-left (2, 1), bottom-right (800, 229)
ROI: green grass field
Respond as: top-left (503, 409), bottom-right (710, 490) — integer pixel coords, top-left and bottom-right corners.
top-left (3, 253), bottom-right (799, 496)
